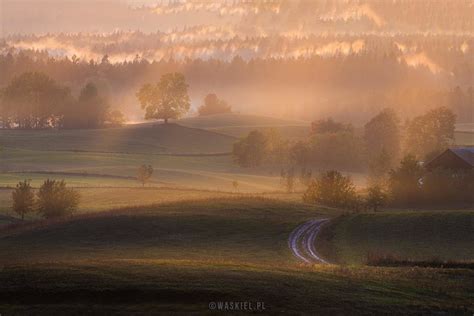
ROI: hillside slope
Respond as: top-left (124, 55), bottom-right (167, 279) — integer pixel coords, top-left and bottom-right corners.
top-left (0, 198), bottom-right (472, 314)
top-left (318, 211), bottom-right (474, 265)
top-left (178, 113), bottom-right (308, 129)
top-left (0, 123), bottom-right (236, 154)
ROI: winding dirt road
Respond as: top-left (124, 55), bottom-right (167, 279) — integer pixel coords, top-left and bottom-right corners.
top-left (288, 219), bottom-right (330, 264)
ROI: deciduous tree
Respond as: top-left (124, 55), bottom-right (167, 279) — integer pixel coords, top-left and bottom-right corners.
top-left (37, 179), bottom-right (80, 218)
top-left (137, 73), bottom-right (190, 123)
top-left (12, 180), bottom-right (35, 220)
top-left (198, 93), bottom-right (231, 116)
top-left (303, 170), bottom-right (356, 208)
top-left (137, 165), bottom-right (154, 187)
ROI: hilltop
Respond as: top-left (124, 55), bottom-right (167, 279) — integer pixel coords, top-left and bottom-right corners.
top-left (179, 113), bottom-right (310, 139)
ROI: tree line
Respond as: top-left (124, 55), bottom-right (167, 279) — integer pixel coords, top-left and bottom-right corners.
top-left (233, 106), bottom-right (457, 172)
top-left (1, 70), bottom-right (231, 129)
top-left (12, 179), bottom-right (80, 220)
top-left (301, 155), bottom-right (474, 212)
top-left (0, 42), bottom-right (471, 124)
top-left (0, 72), bottom-right (125, 129)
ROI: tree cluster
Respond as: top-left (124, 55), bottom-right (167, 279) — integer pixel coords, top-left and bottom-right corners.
top-left (233, 129), bottom-right (288, 168)
top-left (12, 179), bottom-right (80, 219)
top-left (0, 35), bottom-right (471, 124)
top-left (0, 72), bottom-right (126, 129)
top-left (198, 93), bottom-right (232, 116)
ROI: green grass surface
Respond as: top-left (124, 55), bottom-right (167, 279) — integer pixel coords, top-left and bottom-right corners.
top-left (0, 147), bottom-right (287, 192)
top-left (0, 187), bottom-right (243, 219)
top-left (0, 197), bottom-right (323, 265)
top-left (178, 113), bottom-right (310, 139)
top-left (319, 211), bottom-right (474, 265)
top-left (0, 197), bottom-right (472, 314)
top-left (0, 146), bottom-right (367, 194)
top-left (209, 125), bottom-right (310, 139)
top-left (178, 113), bottom-right (308, 129)
top-left (0, 123), bottom-right (235, 154)
top-left (1, 261), bottom-right (472, 315)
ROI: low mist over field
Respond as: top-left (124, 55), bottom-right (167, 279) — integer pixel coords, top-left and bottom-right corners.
top-left (0, 1), bottom-right (473, 314)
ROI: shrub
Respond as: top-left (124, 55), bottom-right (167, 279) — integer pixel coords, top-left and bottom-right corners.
top-left (198, 93), bottom-right (231, 116)
top-left (12, 180), bottom-right (35, 220)
top-left (303, 170), bottom-right (357, 208)
top-left (365, 184), bottom-right (388, 212)
top-left (37, 179), bottom-right (80, 218)
top-left (137, 164), bottom-right (154, 187)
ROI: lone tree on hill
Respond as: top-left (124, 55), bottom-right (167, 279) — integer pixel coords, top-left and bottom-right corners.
top-left (198, 93), bottom-right (232, 116)
top-left (37, 179), bottom-right (80, 219)
top-left (12, 180), bottom-right (35, 220)
top-left (137, 165), bottom-right (154, 187)
top-left (136, 73), bottom-right (190, 124)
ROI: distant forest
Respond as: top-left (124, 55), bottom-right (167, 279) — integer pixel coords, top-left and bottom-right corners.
top-left (0, 33), bottom-right (472, 123)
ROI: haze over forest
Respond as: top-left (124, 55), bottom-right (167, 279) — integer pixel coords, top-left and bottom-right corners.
top-left (1, 0), bottom-right (473, 123)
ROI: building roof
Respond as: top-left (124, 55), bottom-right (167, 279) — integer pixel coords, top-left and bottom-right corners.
top-left (450, 147), bottom-right (474, 167)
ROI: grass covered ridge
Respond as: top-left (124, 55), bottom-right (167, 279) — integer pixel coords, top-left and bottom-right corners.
top-left (0, 197), bottom-right (324, 265)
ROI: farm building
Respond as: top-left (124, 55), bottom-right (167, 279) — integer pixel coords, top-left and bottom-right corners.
top-left (425, 147), bottom-right (474, 171)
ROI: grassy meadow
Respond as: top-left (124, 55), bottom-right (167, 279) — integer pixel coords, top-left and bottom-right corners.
top-left (318, 211), bottom-right (474, 265)
top-left (0, 113), bottom-right (473, 314)
top-left (1, 197), bottom-right (473, 314)
top-left (1, 261), bottom-right (473, 315)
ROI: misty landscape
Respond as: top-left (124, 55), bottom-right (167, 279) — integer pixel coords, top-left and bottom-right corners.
top-left (0, 0), bottom-right (473, 314)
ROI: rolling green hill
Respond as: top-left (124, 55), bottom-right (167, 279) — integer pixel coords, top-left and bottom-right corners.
top-left (178, 113), bottom-right (310, 139)
top-left (318, 211), bottom-right (474, 265)
top-left (178, 113), bottom-right (308, 129)
top-left (0, 123), bottom-right (236, 154)
top-left (0, 197), bottom-right (320, 265)
top-left (0, 198), bottom-right (472, 314)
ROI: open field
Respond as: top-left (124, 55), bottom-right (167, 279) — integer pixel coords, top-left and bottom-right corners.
top-left (0, 144), bottom-right (367, 195)
top-left (0, 197), bottom-right (473, 314)
top-left (0, 188), bottom-right (242, 219)
top-left (0, 123), bottom-right (236, 154)
top-left (0, 147), bottom-right (286, 192)
top-left (1, 261), bottom-right (473, 315)
top-left (179, 113), bottom-right (310, 139)
top-left (0, 187), bottom-right (303, 216)
top-left (0, 197), bottom-right (324, 265)
top-left (178, 113), bottom-right (308, 129)
top-left (318, 211), bottom-right (474, 265)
